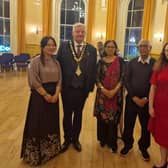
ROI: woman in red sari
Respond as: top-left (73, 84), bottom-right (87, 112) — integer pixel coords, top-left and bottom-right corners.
top-left (94, 40), bottom-right (125, 152)
top-left (148, 42), bottom-right (168, 168)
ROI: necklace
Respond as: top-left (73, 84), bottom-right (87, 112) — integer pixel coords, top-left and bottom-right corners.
top-left (69, 40), bottom-right (87, 76)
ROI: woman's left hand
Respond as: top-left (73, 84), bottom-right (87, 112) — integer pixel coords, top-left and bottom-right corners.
top-left (149, 106), bottom-right (155, 117)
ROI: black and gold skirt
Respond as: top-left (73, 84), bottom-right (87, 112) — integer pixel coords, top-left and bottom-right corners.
top-left (21, 82), bottom-right (61, 166)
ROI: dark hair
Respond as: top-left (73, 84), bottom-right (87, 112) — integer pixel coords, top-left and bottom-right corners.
top-left (40, 36), bottom-right (56, 65)
top-left (155, 42), bottom-right (168, 71)
top-left (103, 40), bottom-right (118, 56)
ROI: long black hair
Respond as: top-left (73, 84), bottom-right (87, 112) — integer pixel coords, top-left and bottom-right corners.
top-left (103, 40), bottom-right (118, 56)
top-left (40, 36), bottom-right (56, 65)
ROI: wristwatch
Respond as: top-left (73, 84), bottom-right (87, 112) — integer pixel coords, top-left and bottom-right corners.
top-left (100, 86), bottom-right (104, 89)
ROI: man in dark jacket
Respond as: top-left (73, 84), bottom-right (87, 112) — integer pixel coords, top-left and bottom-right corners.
top-left (120, 39), bottom-right (155, 161)
top-left (57, 23), bottom-right (97, 152)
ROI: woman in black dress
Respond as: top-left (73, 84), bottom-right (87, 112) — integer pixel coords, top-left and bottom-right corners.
top-left (21, 36), bottom-right (62, 166)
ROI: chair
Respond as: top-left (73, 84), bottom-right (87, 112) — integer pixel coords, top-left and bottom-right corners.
top-left (0, 56), bottom-right (2, 72)
top-left (0, 53), bottom-right (14, 72)
top-left (14, 53), bottom-right (30, 70)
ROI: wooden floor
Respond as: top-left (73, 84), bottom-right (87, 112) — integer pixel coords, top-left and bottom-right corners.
top-left (0, 71), bottom-right (160, 168)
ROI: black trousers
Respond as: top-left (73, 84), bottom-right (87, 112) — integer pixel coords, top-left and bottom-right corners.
top-left (122, 95), bottom-right (150, 151)
top-left (97, 118), bottom-right (118, 149)
top-left (61, 87), bottom-right (87, 143)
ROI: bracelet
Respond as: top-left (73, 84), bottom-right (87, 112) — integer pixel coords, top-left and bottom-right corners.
top-left (116, 86), bottom-right (120, 90)
top-left (99, 86), bottom-right (104, 89)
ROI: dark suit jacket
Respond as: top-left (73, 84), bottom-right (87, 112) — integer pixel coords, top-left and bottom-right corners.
top-left (57, 40), bottom-right (97, 95)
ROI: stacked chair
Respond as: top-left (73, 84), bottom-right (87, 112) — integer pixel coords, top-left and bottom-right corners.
top-left (14, 53), bottom-right (30, 71)
top-left (0, 53), bottom-right (14, 72)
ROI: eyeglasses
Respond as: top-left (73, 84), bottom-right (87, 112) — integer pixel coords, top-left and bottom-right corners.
top-left (139, 45), bottom-right (149, 48)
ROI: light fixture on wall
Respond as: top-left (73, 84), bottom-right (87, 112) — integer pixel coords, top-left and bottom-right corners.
top-left (35, 27), bottom-right (42, 34)
top-left (101, 0), bottom-right (107, 9)
top-left (34, 0), bottom-right (40, 6)
top-left (96, 32), bottom-right (106, 40)
top-left (30, 25), bottom-right (42, 35)
top-left (154, 33), bottom-right (164, 42)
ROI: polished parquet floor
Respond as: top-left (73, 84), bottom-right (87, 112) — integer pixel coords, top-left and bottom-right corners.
top-left (0, 71), bottom-right (160, 168)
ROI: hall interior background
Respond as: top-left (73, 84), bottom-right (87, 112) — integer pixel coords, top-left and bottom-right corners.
top-left (1, 0), bottom-right (168, 58)
top-left (0, 0), bottom-right (168, 168)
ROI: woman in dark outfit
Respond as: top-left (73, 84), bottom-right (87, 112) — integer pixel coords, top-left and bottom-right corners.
top-left (21, 36), bottom-right (62, 166)
top-left (94, 40), bottom-right (125, 152)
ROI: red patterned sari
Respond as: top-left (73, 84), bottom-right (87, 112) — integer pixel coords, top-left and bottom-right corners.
top-left (94, 56), bottom-right (123, 123)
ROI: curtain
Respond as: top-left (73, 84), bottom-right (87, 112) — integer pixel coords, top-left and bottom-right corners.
top-left (42, 0), bottom-right (52, 36)
top-left (142, 0), bottom-right (155, 39)
top-left (106, 0), bottom-right (117, 40)
top-left (163, 4), bottom-right (168, 43)
top-left (17, 0), bottom-right (26, 53)
top-left (86, 0), bottom-right (96, 43)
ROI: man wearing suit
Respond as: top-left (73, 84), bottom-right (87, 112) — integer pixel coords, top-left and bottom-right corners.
top-left (57, 23), bottom-right (97, 152)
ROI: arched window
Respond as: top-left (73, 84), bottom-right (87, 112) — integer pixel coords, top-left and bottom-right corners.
top-left (124, 0), bottom-right (144, 60)
top-left (0, 0), bottom-right (10, 53)
top-left (60, 0), bottom-right (85, 41)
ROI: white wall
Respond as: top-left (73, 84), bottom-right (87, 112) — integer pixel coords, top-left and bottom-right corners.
top-left (10, 0), bottom-right (18, 55)
top-left (150, 0), bottom-right (167, 54)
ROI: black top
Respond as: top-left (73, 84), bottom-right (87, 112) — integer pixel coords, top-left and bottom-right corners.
top-left (126, 56), bottom-right (156, 98)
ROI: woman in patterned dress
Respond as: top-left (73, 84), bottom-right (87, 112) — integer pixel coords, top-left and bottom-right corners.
top-left (94, 40), bottom-right (125, 152)
top-left (21, 36), bottom-right (62, 166)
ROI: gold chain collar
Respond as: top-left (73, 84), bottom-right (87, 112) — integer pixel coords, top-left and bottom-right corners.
top-left (69, 40), bottom-right (87, 63)
top-left (69, 40), bottom-right (87, 76)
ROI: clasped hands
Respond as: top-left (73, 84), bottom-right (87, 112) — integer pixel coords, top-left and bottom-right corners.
top-left (101, 88), bottom-right (116, 99)
top-left (43, 93), bottom-right (59, 103)
top-left (101, 83), bottom-right (121, 99)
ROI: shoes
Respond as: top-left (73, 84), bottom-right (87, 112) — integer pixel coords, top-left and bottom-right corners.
top-left (100, 142), bottom-right (105, 147)
top-left (111, 147), bottom-right (117, 153)
top-left (60, 141), bottom-right (70, 153)
top-left (73, 141), bottom-right (82, 152)
top-left (120, 147), bottom-right (132, 156)
top-left (140, 149), bottom-right (150, 161)
top-left (152, 163), bottom-right (167, 168)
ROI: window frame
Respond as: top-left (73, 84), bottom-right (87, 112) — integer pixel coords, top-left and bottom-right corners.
top-left (0, 0), bottom-right (11, 53)
top-left (60, 0), bottom-right (86, 42)
top-left (124, 0), bottom-right (144, 60)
